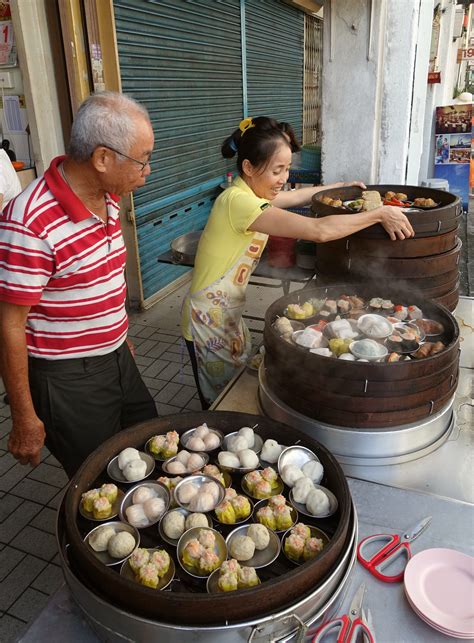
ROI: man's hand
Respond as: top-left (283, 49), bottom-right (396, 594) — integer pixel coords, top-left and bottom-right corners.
top-left (8, 416), bottom-right (45, 467)
top-left (379, 206), bottom-right (415, 241)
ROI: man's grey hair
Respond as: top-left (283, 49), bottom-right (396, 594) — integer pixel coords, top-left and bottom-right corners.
top-left (68, 92), bottom-right (150, 162)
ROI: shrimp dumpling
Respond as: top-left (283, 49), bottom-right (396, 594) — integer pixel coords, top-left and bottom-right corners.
top-left (193, 424), bottom-right (210, 439)
top-left (187, 436), bottom-right (206, 451)
top-left (281, 464), bottom-right (305, 488)
top-left (238, 449), bottom-right (259, 469)
top-left (228, 435), bottom-right (249, 453)
top-left (167, 461), bottom-right (187, 475)
top-left (238, 427), bottom-right (255, 448)
top-left (132, 486), bottom-right (155, 505)
top-left (178, 483), bottom-right (199, 505)
top-left (143, 497), bottom-right (165, 521)
top-left (189, 492), bottom-right (215, 512)
top-left (176, 450), bottom-right (191, 465)
top-left (260, 439), bottom-right (282, 464)
top-left (306, 488), bottom-right (331, 516)
top-left (203, 432), bottom-right (220, 450)
top-left (125, 503), bottom-right (149, 528)
top-left (118, 447), bottom-right (140, 470)
top-left (292, 476), bottom-right (314, 504)
top-left (302, 460), bottom-right (324, 484)
top-left (187, 453), bottom-right (205, 471)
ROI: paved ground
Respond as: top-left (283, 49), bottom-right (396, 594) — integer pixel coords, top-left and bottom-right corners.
top-left (0, 200), bottom-right (472, 642)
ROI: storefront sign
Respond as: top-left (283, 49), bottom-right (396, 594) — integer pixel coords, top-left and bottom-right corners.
top-left (428, 71), bottom-right (441, 84)
top-left (457, 47), bottom-right (474, 62)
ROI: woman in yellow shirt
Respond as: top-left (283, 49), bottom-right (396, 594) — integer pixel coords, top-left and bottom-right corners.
top-left (182, 117), bottom-right (414, 408)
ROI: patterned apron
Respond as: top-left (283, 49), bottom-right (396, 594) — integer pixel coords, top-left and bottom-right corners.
top-left (189, 232), bottom-right (267, 405)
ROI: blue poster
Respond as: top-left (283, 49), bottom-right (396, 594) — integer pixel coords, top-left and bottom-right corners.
top-left (434, 162), bottom-right (469, 209)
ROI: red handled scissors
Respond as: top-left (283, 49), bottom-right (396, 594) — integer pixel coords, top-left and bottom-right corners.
top-left (312, 583), bottom-right (374, 643)
top-left (357, 516), bottom-right (432, 583)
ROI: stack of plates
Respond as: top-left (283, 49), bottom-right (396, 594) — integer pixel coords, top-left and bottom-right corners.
top-left (404, 548), bottom-right (474, 639)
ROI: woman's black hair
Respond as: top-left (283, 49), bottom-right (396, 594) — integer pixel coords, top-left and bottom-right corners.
top-left (221, 116), bottom-right (301, 174)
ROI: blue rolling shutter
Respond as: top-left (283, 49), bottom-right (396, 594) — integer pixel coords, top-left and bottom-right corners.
top-left (113, 0), bottom-right (242, 301)
top-left (245, 0), bottom-right (304, 140)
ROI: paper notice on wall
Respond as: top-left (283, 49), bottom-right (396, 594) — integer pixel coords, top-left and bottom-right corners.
top-left (3, 95), bottom-right (25, 133)
top-left (0, 20), bottom-right (15, 66)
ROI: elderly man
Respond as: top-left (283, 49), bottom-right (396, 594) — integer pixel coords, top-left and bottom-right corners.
top-left (0, 92), bottom-right (158, 478)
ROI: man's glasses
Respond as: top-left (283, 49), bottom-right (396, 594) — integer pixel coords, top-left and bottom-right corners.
top-left (100, 144), bottom-right (151, 174)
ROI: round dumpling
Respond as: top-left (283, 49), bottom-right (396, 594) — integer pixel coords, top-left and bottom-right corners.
top-left (229, 535), bottom-right (255, 561)
top-left (125, 503), bottom-right (149, 528)
top-left (176, 450), bottom-right (191, 465)
top-left (281, 464), bottom-right (305, 488)
top-left (185, 513), bottom-right (208, 529)
top-left (238, 427), bottom-right (255, 448)
top-left (123, 458), bottom-right (147, 482)
top-left (292, 476), bottom-right (314, 504)
top-left (247, 524), bottom-right (270, 551)
top-left (118, 447), bottom-right (140, 470)
top-left (306, 488), bottom-right (331, 517)
top-left (193, 424), bottom-right (210, 439)
top-left (178, 483), bottom-right (199, 504)
top-left (167, 460), bottom-right (187, 475)
top-left (228, 435), bottom-right (249, 453)
top-left (201, 482), bottom-right (220, 503)
top-left (187, 453), bottom-right (205, 471)
top-left (89, 525), bottom-right (115, 552)
top-left (238, 449), bottom-right (259, 469)
top-left (143, 497), bottom-right (165, 521)
top-left (203, 432), bottom-right (220, 450)
top-left (302, 460), bottom-right (324, 484)
top-left (162, 511), bottom-right (185, 539)
top-left (132, 486), bottom-right (155, 505)
top-left (187, 436), bottom-right (206, 451)
top-left (107, 531), bottom-right (136, 559)
top-left (260, 439), bottom-right (282, 464)
top-left (218, 451), bottom-right (240, 468)
top-left (189, 491), bottom-right (215, 512)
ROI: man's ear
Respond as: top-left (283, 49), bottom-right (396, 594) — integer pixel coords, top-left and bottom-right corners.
top-left (90, 146), bottom-right (109, 174)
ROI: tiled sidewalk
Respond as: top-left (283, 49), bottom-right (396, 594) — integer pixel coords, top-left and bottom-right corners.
top-left (0, 281), bottom-right (274, 642)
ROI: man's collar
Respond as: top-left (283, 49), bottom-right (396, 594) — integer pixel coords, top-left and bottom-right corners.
top-left (44, 156), bottom-right (119, 222)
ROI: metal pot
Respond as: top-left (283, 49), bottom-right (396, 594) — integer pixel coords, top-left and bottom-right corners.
top-left (57, 499), bottom-right (358, 642)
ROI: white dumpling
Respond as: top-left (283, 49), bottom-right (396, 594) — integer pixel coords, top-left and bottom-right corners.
top-left (143, 497), bottom-right (165, 521)
top-left (185, 513), bottom-right (208, 529)
top-left (260, 439), bottom-right (282, 464)
top-left (193, 424), bottom-right (210, 439)
top-left (229, 535), bottom-right (255, 561)
top-left (125, 503), bottom-right (149, 528)
top-left (176, 450), bottom-right (191, 465)
top-left (203, 432), bottom-right (220, 450)
top-left (306, 488), bottom-right (331, 516)
top-left (118, 447), bottom-right (140, 470)
top-left (238, 448), bottom-right (259, 469)
top-left (107, 531), bottom-right (136, 558)
top-left (218, 451), bottom-right (240, 468)
top-left (167, 460), bottom-right (187, 474)
top-left (292, 476), bottom-right (314, 504)
top-left (187, 436), bottom-right (206, 451)
top-left (281, 464), bottom-right (305, 487)
top-left (162, 511), bottom-right (186, 539)
top-left (187, 453), bottom-right (205, 471)
top-left (123, 458), bottom-right (147, 481)
top-left (238, 427), bottom-right (255, 448)
top-left (228, 435), bottom-right (249, 453)
top-left (189, 491), bottom-right (215, 512)
top-left (201, 482), bottom-right (220, 503)
top-left (132, 486), bottom-right (155, 505)
top-left (302, 460), bottom-right (324, 484)
top-left (177, 483), bottom-right (199, 504)
top-left (247, 524), bottom-right (270, 551)
top-left (89, 525), bottom-right (115, 552)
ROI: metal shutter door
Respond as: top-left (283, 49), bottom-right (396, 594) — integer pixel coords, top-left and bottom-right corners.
top-left (113, 0), bottom-right (242, 301)
top-left (245, 0), bottom-right (304, 140)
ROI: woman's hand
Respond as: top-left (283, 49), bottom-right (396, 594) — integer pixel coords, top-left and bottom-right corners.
top-left (379, 206), bottom-right (414, 241)
top-left (341, 180), bottom-right (366, 189)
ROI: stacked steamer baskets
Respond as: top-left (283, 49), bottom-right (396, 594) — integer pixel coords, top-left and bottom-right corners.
top-left (261, 286), bottom-right (460, 466)
top-left (60, 412), bottom-right (357, 642)
top-left (311, 184), bottom-right (462, 311)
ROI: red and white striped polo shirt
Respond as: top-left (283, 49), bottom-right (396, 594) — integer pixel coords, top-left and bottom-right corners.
top-left (0, 156), bottom-right (128, 359)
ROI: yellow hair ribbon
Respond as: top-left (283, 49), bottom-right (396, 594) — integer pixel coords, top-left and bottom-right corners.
top-left (239, 117), bottom-right (255, 136)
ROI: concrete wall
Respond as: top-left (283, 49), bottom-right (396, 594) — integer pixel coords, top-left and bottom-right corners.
top-left (321, 0), bottom-right (435, 186)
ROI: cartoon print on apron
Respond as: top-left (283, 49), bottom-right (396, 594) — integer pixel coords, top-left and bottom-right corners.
top-left (189, 232), bottom-right (267, 405)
